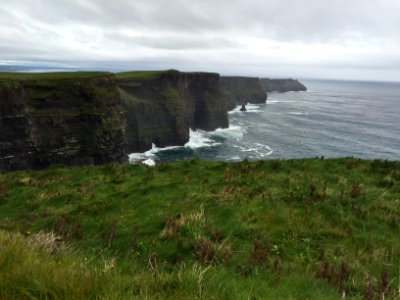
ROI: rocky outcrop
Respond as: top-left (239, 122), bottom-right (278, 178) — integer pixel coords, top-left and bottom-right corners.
top-left (0, 73), bottom-right (126, 170)
top-left (117, 70), bottom-right (228, 152)
top-left (219, 76), bottom-right (267, 110)
top-left (259, 78), bottom-right (307, 93)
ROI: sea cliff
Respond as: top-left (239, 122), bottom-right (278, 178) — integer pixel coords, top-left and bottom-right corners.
top-left (0, 71), bottom-right (307, 170)
top-left (0, 72), bottom-right (126, 170)
top-left (117, 70), bottom-right (228, 152)
top-left (260, 78), bottom-right (307, 92)
top-left (219, 76), bottom-right (267, 110)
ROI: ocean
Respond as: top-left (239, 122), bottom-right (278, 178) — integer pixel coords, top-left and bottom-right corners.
top-left (129, 80), bottom-right (400, 165)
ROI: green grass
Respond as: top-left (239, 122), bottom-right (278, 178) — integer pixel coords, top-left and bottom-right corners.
top-left (0, 70), bottom-right (211, 82)
top-left (0, 71), bottom-right (110, 81)
top-left (115, 70), bottom-right (178, 80)
top-left (0, 158), bottom-right (399, 299)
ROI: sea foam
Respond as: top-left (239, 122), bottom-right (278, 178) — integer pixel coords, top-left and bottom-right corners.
top-left (184, 129), bottom-right (221, 149)
top-left (128, 126), bottom-right (239, 166)
top-left (228, 103), bottom-right (264, 114)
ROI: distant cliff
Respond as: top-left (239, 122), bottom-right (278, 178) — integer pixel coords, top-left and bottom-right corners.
top-left (219, 76), bottom-right (267, 110)
top-left (0, 72), bottom-right (127, 170)
top-left (259, 78), bottom-right (307, 92)
top-left (117, 70), bottom-right (228, 152)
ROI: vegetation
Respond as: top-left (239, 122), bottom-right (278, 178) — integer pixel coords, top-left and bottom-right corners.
top-left (115, 70), bottom-right (177, 80)
top-left (0, 158), bottom-right (399, 299)
top-left (0, 71), bottom-right (110, 81)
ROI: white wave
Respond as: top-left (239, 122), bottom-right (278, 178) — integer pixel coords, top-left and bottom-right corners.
top-left (288, 112), bottom-right (308, 115)
top-left (142, 158), bottom-right (156, 166)
top-left (145, 143), bottom-right (182, 155)
top-left (228, 102), bottom-right (264, 114)
top-left (267, 100), bottom-right (296, 104)
top-left (231, 142), bottom-right (273, 157)
top-left (253, 143), bottom-right (274, 156)
top-left (246, 103), bottom-right (262, 107)
top-left (128, 152), bottom-right (148, 163)
top-left (210, 125), bottom-right (246, 139)
top-left (129, 128), bottom-right (225, 166)
top-left (246, 103), bottom-right (264, 113)
top-left (129, 143), bottom-right (159, 166)
top-left (184, 129), bottom-right (221, 149)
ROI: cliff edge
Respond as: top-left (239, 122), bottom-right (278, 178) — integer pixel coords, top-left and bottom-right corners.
top-left (260, 78), bottom-right (307, 92)
top-left (219, 76), bottom-right (267, 110)
top-left (117, 70), bottom-right (228, 152)
top-left (0, 72), bottom-right (126, 170)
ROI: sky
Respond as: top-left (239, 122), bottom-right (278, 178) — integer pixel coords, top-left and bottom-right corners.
top-left (1, 0), bottom-right (400, 81)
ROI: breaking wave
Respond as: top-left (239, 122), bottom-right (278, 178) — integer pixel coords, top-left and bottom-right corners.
top-left (228, 103), bottom-right (264, 114)
top-left (184, 129), bottom-right (221, 149)
top-left (128, 126), bottom-right (242, 166)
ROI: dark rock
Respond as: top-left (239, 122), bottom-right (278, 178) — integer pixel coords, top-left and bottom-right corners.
top-left (0, 73), bottom-right (127, 170)
top-left (1, 71), bottom-right (306, 171)
top-left (117, 70), bottom-right (228, 153)
top-left (259, 78), bottom-right (307, 93)
top-left (219, 76), bottom-right (267, 111)
top-left (240, 104), bottom-right (246, 112)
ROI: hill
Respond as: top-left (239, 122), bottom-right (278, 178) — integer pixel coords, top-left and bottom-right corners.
top-left (0, 158), bottom-right (399, 299)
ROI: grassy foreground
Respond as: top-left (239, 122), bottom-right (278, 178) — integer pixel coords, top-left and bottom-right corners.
top-left (0, 158), bottom-right (399, 299)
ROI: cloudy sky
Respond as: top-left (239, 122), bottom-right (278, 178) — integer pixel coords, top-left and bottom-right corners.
top-left (1, 0), bottom-right (400, 81)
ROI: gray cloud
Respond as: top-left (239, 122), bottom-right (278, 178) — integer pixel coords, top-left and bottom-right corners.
top-left (0, 0), bottom-right (399, 80)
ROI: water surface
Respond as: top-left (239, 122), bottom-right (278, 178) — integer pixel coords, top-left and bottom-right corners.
top-left (130, 80), bottom-right (400, 165)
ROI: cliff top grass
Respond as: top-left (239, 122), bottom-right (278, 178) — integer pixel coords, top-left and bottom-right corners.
top-left (116, 70), bottom-right (219, 81)
top-left (0, 71), bottom-right (111, 82)
top-left (116, 70), bottom-right (179, 80)
top-left (0, 158), bottom-right (399, 299)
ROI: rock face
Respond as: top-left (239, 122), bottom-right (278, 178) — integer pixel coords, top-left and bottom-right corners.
top-left (259, 78), bottom-right (307, 93)
top-left (0, 73), bottom-right (127, 170)
top-left (1, 70), bottom-right (307, 171)
top-left (219, 76), bottom-right (267, 110)
top-left (117, 70), bottom-right (228, 152)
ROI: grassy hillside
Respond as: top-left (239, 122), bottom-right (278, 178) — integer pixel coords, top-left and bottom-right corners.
top-left (0, 71), bottom-right (110, 81)
top-left (0, 158), bottom-right (399, 299)
top-left (115, 70), bottom-right (176, 80)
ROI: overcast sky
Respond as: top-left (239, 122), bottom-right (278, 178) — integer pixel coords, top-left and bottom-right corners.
top-left (1, 0), bottom-right (400, 81)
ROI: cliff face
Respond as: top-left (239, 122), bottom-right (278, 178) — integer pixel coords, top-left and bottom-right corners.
top-left (185, 72), bottom-right (228, 131)
top-left (219, 76), bottom-right (267, 110)
top-left (259, 78), bottom-right (307, 92)
top-left (0, 73), bottom-right (127, 170)
top-left (117, 70), bottom-right (228, 152)
top-left (0, 71), bottom-right (309, 170)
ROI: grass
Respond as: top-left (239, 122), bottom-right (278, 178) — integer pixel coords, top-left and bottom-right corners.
top-left (115, 70), bottom-right (178, 80)
top-left (0, 158), bottom-right (399, 299)
top-left (0, 70), bottom-right (211, 82)
top-left (0, 71), bottom-right (110, 81)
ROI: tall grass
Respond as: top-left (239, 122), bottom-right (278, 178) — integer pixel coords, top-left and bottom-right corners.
top-left (0, 230), bottom-right (125, 299)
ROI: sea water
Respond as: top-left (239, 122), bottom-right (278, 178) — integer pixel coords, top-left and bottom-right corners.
top-left (129, 80), bottom-right (400, 165)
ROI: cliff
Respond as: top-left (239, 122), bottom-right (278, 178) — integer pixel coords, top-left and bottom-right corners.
top-left (219, 76), bottom-right (267, 110)
top-left (0, 72), bottom-right (127, 170)
top-left (0, 71), bottom-right (308, 171)
top-left (259, 78), bottom-right (307, 92)
top-left (117, 70), bottom-right (228, 152)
